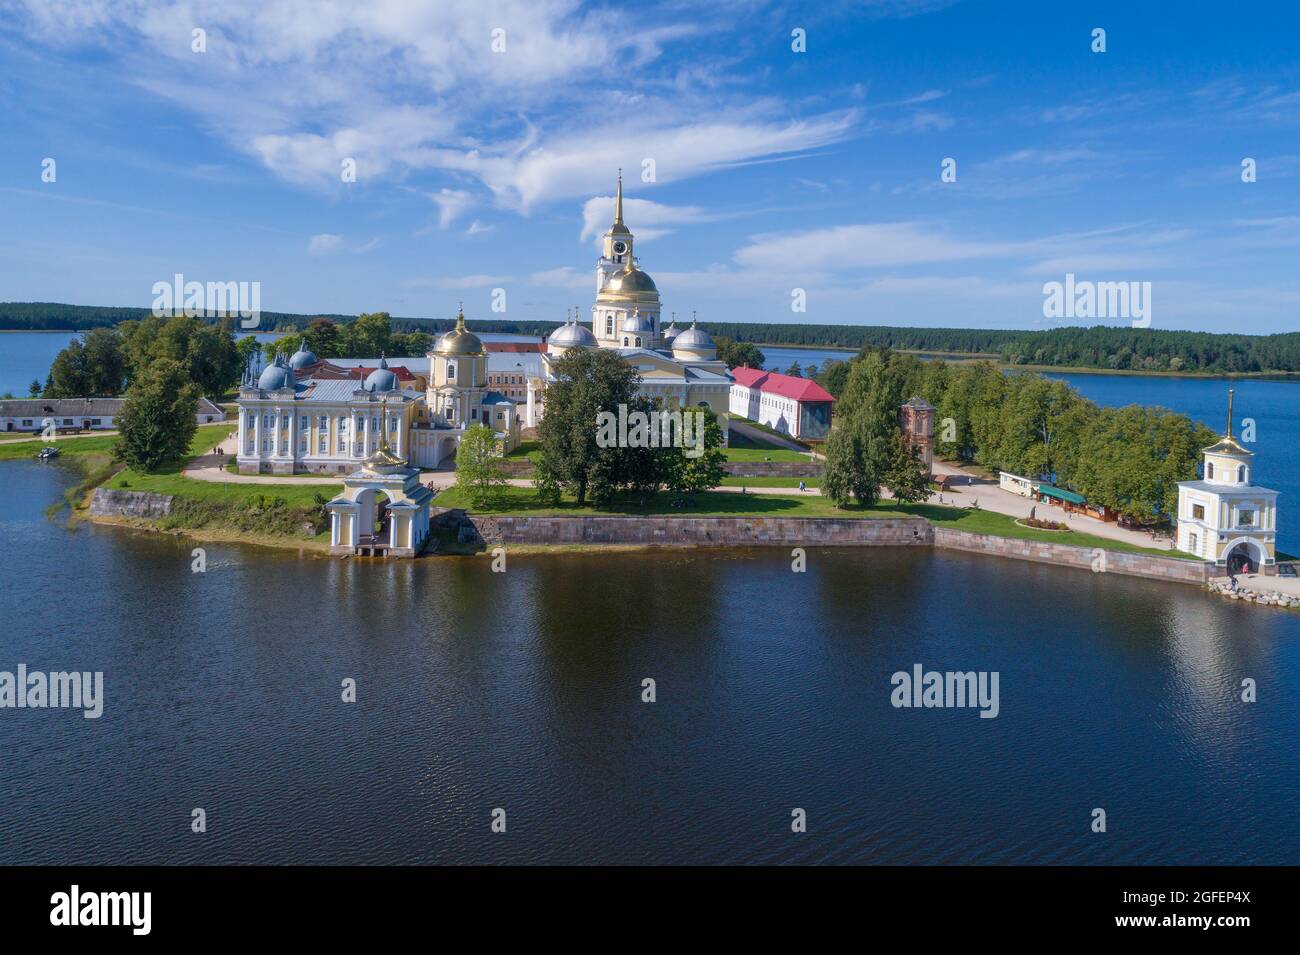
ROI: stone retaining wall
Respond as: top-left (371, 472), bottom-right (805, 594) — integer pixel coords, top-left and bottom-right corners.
top-left (933, 527), bottom-right (1211, 585)
top-left (464, 514), bottom-right (933, 547)
top-left (89, 488), bottom-right (174, 518)
top-left (724, 461), bottom-right (822, 477)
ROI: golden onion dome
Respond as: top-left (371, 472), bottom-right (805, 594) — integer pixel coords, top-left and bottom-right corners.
top-left (435, 306), bottom-right (485, 355)
top-left (602, 260), bottom-right (658, 296)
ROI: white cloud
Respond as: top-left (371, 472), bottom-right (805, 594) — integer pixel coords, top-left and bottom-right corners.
top-left (308, 233), bottom-right (344, 255)
top-left (5, 1), bottom-right (855, 209)
top-left (579, 196), bottom-right (711, 245)
top-left (403, 273), bottom-right (512, 290)
top-left (466, 219), bottom-right (494, 235)
top-left (734, 223), bottom-right (1029, 271)
top-left (429, 188), bottom-right (474, 229)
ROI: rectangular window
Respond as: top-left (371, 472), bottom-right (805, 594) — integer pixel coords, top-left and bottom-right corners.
top-left (22, 419), bottom-right (32, 427)
top-left (340, 439), bottom-right (348, 456)
top-left (247, 413), bottom-right (256, 427)
top-left (389, 416), bottom-right (398, 432)
top-left (1239, 509), bottom-right (1256, 527)
top-left (371, 417), bottom-right (378, 432)
top-left (319, 433), bottom-right (327, 453)
top-left (298, 437), bottom-right (307, 454)
top-left (448, 362), bottom-right (456, 380)
top-left (338, 416), bottom-right (348, 432)
top-left (1192, 504), bottom-right (1205, 520)
top-left (357, 418), bottom-right (365, 432)
top-left (1189, 532), bottom-right (1199, 552)
top-left (318, 415), bottom-right (328, 429)
top-left (282, 415), bottom-right (290, 428)
top-left (471, 408), bottom-right (478, 419)
top-left (280, 440), bottom-right (288, 454)
top-left (300, 415), bottom-right (308, 428)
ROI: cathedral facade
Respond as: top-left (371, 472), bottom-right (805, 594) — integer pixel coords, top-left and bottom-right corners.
top-left (525, 173), bottom-right (733, 427)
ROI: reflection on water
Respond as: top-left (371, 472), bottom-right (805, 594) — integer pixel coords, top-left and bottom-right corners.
top-left (1, 460), bottom-right (1297, 864)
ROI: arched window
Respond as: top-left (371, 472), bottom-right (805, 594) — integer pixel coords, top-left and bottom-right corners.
top-left (623, 337), bottom-right (629, 346)
top-left (635, 337), bottom-right (642, 347)
top-left (1206, 462), bottom-right (1214, 479)
top-left (1238, 465), bottom-right (1246, 483)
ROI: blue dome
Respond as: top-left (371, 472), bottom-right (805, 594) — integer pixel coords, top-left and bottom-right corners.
top-left (364, 356), bottom-right (398, 392)
top-left (257, 358), bottom-right (295, 390)
top-left (288, 345), bottom-right (317, 369)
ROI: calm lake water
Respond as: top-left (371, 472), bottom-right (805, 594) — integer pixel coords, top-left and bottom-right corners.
top-left (1, 460), bottom-right (1297, 864)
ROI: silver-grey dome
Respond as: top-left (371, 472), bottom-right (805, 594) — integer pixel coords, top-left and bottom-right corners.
top-left (364, 356), bottom-right (399, 392)
top-left (661, 322), bottom-right (680, 341)
top-left (257, 357), bottom-right (295, 390)
top-left (288, 345), bottom-right (318, 369)
top-left (672, 325), bottom-right (715, 351)
top-left (549, 320), bottom-right (597, 348)
top-left (621, 310), bottom-right (655, 334)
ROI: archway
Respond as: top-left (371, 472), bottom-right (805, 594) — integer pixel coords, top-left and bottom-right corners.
top-left (355, 488), bottom-right (393, 546)
top-left (1225, 539), bottom-right (1264, 574)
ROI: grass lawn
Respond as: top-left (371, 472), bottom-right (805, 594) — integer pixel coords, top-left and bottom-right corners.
top-left (101, 423), bottom-right (337, 507)
top-left (504, 439), bottom-right (540, 459)
top-left (433, 484), bottom-right (1188, 557)
top-left (723, 445), bottom-right (810, 463)
top-left (719, 476), bottom-right (822, 488)
top-left (0, 421), bottom-right (234, 462)
top-left (0, 432), bottom-right (123, 461)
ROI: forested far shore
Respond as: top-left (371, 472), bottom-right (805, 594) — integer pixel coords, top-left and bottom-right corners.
top-left (4, 302), bottom-right (1299, 373)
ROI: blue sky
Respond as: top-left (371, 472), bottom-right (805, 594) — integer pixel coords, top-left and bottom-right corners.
top-left (0, 0), bottom-right (1297, 333)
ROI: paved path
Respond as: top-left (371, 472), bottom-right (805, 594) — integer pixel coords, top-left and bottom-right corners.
top-left (926, 459), bottom-right (1177, 551)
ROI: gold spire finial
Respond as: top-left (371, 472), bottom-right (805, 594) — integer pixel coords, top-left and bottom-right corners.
top-left (1227, 388), bottom-right (1235, 438)
top-left (614, 170), bottom-right (624, 226)
top-left (455, 302), bottom-right (466, 332)
top-left (691, 310), bottom-right (698, 327)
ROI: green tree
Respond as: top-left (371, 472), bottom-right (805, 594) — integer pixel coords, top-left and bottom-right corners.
top-left (884, 434), bottom-right (931, 504)
top-left (454, 423), bottom-right (507, 508)
top-left (113, 358), bottom-right (201, 472)
top-left (786, 360), bottom-right (802, 378)
top-left (27, 379), bottom-right (41, 397)
top-left (46, 338), bottom-right (89, 397)
top-left (117, 315), bottom-right (241, 396)
top-left (538, 347), bottom-right (641, 506)
top-left (345, 312), bottom-right (394, 357)
top-left (80, 327), bottom-right (128, 394)
top-left (662, 406), bottom-right (728, 498)
top-left (303, 318), bottom-right (344, 358)
top-left (712, 336), bottom-right (765, 370)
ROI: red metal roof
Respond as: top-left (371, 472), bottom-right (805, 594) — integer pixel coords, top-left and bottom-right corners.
top-left (486, 342), bottom-right (546, 353)
top-left (302, 360), bottom-right (420, 381)
top-left (731, 366), bottom-right (834, 403)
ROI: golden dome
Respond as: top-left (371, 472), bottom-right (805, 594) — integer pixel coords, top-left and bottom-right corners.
top-left (601, 259), bottom-right (658, 298)
top-left (434, 306), bottom-right (484, 356)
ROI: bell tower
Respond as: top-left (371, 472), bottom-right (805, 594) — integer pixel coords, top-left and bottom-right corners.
top-left (595, 170), bottom-right (634, 295)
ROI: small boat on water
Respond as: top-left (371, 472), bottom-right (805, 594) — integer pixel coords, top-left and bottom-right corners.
top-left (36, 446), bottom-right (60, 460)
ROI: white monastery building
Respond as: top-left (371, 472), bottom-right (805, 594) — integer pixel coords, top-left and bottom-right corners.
top-left (728, 366), bottom-right (833, 440)
top-left (1176, 390), bottom-right (1280, 573)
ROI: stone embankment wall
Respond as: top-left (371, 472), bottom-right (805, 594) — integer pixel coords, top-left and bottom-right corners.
top-left (932, 528), bottom-right (1211, 584)
top-left (452, 513), bottom-right (933, 547)
top-left (90, 488), bottom-right (174, 518)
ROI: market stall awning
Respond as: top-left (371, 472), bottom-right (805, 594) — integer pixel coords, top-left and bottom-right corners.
top-left (1035, 484), bottom-right (1085, 505)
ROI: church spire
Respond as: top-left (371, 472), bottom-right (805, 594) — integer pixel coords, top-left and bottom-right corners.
top-left (614, 169), bottom-right (624, 227)
top-left (1226, 388), bottom-right (1235, 438)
